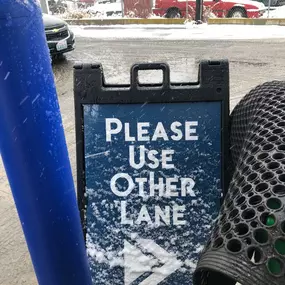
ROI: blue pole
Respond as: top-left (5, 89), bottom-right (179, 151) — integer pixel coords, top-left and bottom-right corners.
top-left (0, 1), bottom-right (92, 284)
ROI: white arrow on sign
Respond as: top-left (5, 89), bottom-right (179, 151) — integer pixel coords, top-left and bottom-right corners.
top-left (124, 239), bottom-right (182, 285)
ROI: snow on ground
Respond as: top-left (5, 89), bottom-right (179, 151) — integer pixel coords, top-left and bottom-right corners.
top-left (71, 23), bottom-right (285, 40)
top-left (262, 5), bottom-right (285, 18)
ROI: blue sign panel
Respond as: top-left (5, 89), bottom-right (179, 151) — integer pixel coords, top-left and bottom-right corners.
top-left (83, 102), bottom-right (222, 285)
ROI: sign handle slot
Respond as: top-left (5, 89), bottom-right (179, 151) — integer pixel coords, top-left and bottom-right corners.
top-left (131, 63), bottom-right (170, 89)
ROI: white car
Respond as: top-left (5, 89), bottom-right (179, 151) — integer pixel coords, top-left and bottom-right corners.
top-left (87, 0), bottom-right (122, 17)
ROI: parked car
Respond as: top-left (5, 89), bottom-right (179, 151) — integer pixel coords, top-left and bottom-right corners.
top-left (78, 0), bottom-right (95, 8)
top-left (48, 0), bottom-right (68, 14)
top-left (255, 0), bottom-right (285, 6)
top-left (43, 13), bottom-right (75, 57)
top-left (152, 0), bottom-right (266, 18)
top-left (87, 0), bottom-right (122, 17)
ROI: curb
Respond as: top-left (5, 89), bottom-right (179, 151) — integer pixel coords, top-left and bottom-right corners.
top-left (65, 18), bottom-right (185, 25)
top-left (65, 18), bottom-right (285, 26)
top-left (208, 18), bottom-right (285, 25)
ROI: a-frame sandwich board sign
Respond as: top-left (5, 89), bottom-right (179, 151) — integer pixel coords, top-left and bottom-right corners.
top-left (74, 60), bottom-right (229, 285)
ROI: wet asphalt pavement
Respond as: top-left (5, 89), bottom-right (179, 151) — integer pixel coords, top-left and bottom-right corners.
top-left (1, 37), bottom-right (285, 284)
top-left (55, 37), bottom-right (285, 107)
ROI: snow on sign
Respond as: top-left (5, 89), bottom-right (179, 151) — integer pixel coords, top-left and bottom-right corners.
top-left (74, 61), bottom-right (229, 285)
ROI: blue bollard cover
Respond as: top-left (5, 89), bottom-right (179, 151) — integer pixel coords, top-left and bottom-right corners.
top-left (0, 1), bottom-right (92, 284)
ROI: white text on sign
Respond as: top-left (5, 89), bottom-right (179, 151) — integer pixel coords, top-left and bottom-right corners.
top-left (105, 118), bottom-right (199, 227)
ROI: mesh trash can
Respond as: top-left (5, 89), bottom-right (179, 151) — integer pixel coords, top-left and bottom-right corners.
top-left (193, 81), bottom-right (285, 285)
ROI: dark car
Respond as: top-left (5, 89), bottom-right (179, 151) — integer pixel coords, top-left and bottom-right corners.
top-left (257, 0), bottom-right (285, 6)
top-left (43, 13), bottom-right (75, 57)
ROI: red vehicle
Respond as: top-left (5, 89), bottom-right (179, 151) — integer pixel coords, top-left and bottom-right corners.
top-left (152, 0), bottom-right (265, 18)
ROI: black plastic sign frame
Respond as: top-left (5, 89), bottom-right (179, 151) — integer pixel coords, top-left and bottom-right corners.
top-left (74, 61), bottom-right (229, 285)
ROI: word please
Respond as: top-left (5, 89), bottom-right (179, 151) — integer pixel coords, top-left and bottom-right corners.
top-left (105, 118), bottom-right (198, 142)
